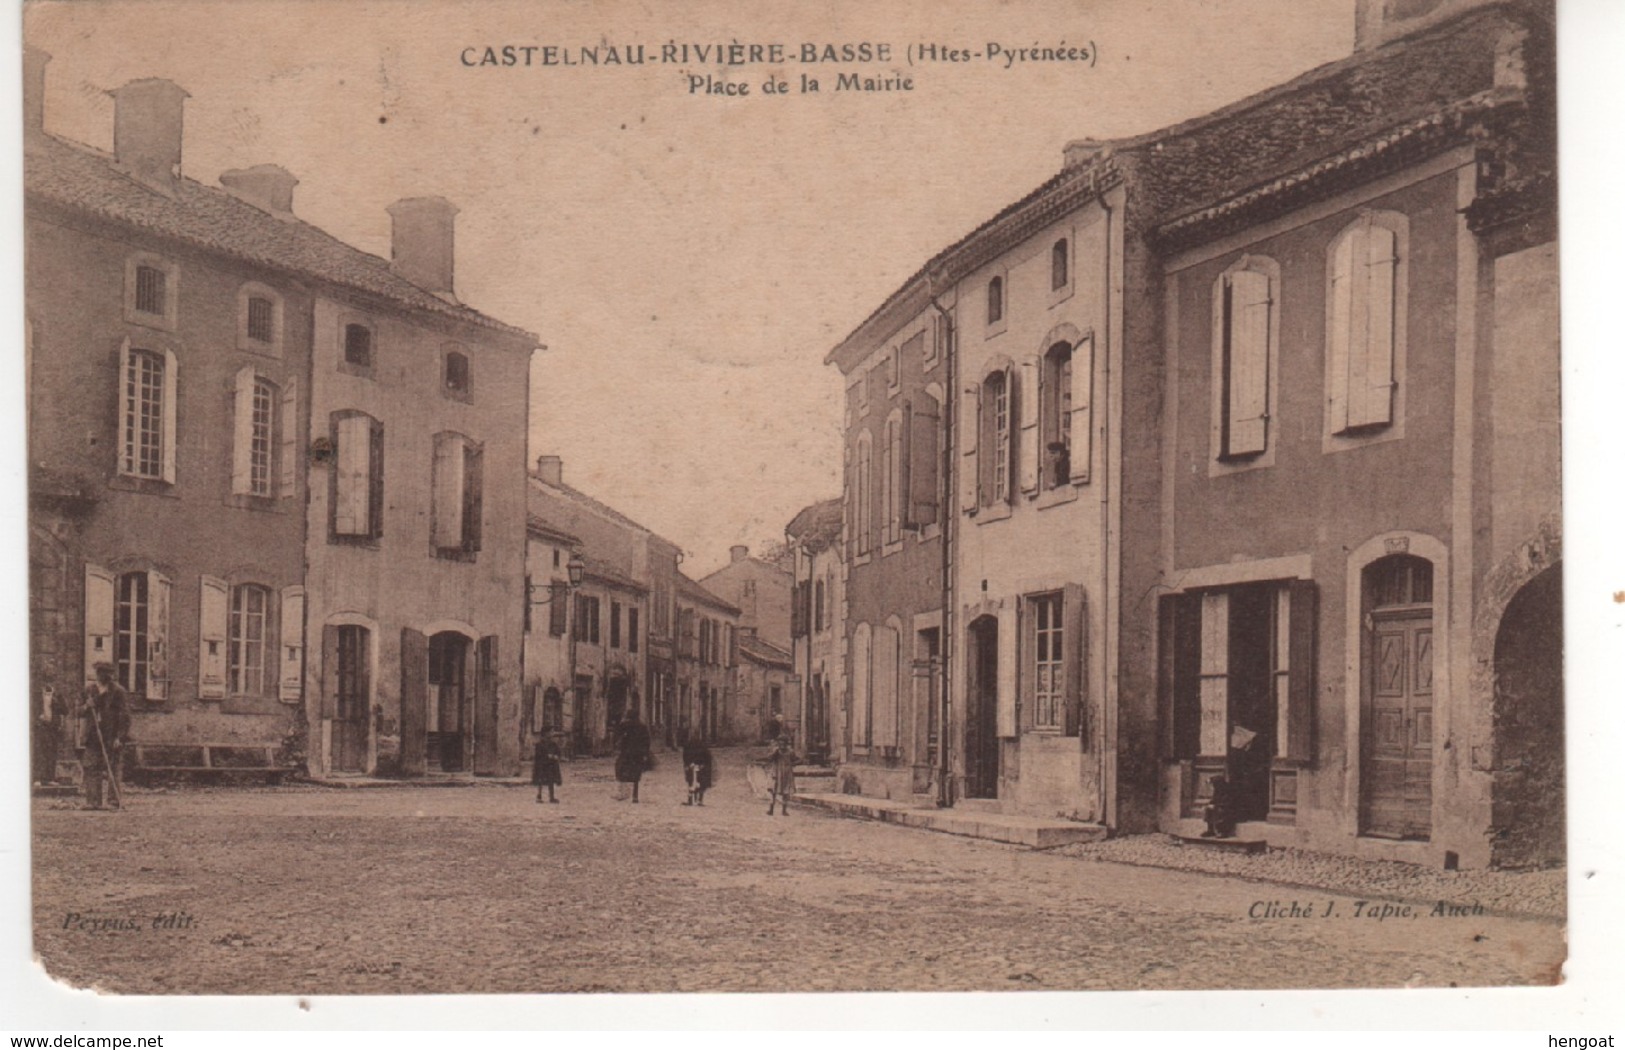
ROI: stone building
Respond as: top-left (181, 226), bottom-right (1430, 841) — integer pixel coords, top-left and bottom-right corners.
top-left (701, 544), bottom-right (793, 652)
top-left (822, 0), bottom-right (1558, 867)
top-left (23, 51), bottom-right (540, 780)
top-left (786, 497), bottom-right (844, 762)
top-left (674, 573), bottom-right (742, 745)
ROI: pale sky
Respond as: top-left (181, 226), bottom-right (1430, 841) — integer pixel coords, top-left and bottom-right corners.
top-left (23, 0), bottom-right (1357, 575)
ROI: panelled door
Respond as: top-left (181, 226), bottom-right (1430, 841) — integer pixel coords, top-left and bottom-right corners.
top-left (1364, 613), bottom-right (1433, 839)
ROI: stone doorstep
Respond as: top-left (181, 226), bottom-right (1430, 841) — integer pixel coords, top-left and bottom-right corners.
top-left (793, 792), bottom-right (1107, 849)
top-left (1171, 832), bottom-right (1269, 854)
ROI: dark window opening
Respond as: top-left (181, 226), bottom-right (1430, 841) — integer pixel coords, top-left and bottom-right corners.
top-left (344, 324), bottom-right (373, 368)
top-left (135, 265), bottom-right (166, 316)
top-left (247, 296), bottom-right (275, 343)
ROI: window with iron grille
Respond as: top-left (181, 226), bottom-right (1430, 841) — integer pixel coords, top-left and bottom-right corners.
top-left (247, 296), bottom-right (275, 343)
top-left (114, 571), bottom-right (150, 695)
top-left (229, 583), bottom-right (271, 696)
top-left (123, 349), bottom-right (165, 479)
top-left (134, 265), bottom-right (166, 316)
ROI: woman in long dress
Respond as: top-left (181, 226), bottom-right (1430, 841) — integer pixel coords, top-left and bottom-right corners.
top-left (614, 711), bottom-right (653, 803)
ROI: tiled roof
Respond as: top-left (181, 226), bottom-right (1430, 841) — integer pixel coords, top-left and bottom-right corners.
top-left (25, 131), bottom-right (538, 344)
top-left (676, 572), bottom-right (740, 616)
top-left (786, 497), bottom-right (843, 552)
top-left (525, 516), bottom-right (582, 547)
top-left (530, 474), bottom-right (682, 552)
top-left (580, 553), bottom-right (646, 594)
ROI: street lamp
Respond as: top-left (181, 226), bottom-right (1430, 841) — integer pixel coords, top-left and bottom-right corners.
top-left (528, 550), bottom-right (587, 602)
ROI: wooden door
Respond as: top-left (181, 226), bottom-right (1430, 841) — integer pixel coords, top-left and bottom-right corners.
top-left (473, 635), bottom-right (499, 775)
top-left (1364, 614), bottom-right (1433, 839)
top-left (965, 618), bottom-right (1000, 799)
top-left (333, 625), bottom-right (370, 773)
top-left (399, 628), bottom-right (428, 775)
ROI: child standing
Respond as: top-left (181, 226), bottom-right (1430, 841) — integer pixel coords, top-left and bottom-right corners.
top-left (762, 736), bottom-right (797, 817)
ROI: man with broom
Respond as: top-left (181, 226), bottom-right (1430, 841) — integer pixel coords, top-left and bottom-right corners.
top-left (81, 661), bottom-right (131, 811)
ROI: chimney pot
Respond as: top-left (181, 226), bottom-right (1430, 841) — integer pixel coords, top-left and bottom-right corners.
top-left (1063, 137), bottom-right (1111, 169)
top-left (220, 164), bottom-right (299, 216)
top-left (536, 455), bottom-right (563, 487)
top-left (24, 47), bottom-right (50, 132)
top-left (730, 545), bottom-right (749, 564)
top-left (111, 78), bottom-right (190, 191)
top-left (387, 196), bottom-right (459, 299)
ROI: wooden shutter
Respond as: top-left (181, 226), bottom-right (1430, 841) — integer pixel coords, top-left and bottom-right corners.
top-left (1354, 224), bottom-right (1398, 428)
top-left (231, 366), bottom-right (256, 495)
top-left (1197, 592), bottom-right (1229, 756)
top-left (1327, 231), bottom-right (1355, 431)
top-left (474, 635), bottom-right (499, 774)
top-left (147, 571), bottom-right (171, 701)
top-left (279, 586), bottom-right (305, 703)
top-left (959, 382), bottom-right (980, 512)
top-left (1018, 597), bottom-right (1036, 732)
top-left (320, 624), bottom-right (341, 720)
top-left (1226, 270), bottom-right (1271, 456)
top-left (873, 625), bottom-right (897, 748)
top-left (115, 342), bottom-right (134, 478)
top-left (548, 583), bottom-right (568, 636)
top-left (851, 626), bottom-right (871, 747)
top-left (1069, 334), bottom-right (1094, 484)
top-left (160, 349), bottom-right (178, 484)
top-left (278, 378), bottom-right (299, 499)
top-left (1063, 584), bottom-right (1086, 739)
top-left (1278, 580), bottom-right (1318, 762)
top-left (1002, 366), bottom-right (1018, 504)
top-left (1161, 593), bottom-right (1203, 759)
top-left (83, 563), bottom-right (115, 686)
top-left (333, 415), bottom-right (367, 536)
top-left (399, 627), bottom-right (429, 775)
top-left (463, 442), bottom-right (484, 552)
top-left (1018, 357), bottom-right (1041, 495)
top-left (367, 417), bottom-right (385, 538)
top-left (198, 575), bottom-right (229, 699)
top-left (432, 435), bottom-right (464, 549)
top-left (996, 605), bottom-right (1017, 738)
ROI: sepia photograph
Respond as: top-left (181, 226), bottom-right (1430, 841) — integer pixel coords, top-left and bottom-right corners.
top-left (12, 0), bottom-right (1598, 1022)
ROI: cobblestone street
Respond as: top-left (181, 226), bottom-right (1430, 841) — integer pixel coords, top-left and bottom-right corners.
top-left (32, 749), bottom-right (1564, 995)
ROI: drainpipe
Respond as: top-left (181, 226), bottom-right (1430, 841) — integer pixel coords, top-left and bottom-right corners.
top-left (927, 272), bottom-right (956, 808)
top-left (1093, 185), bottom-right (1116, 830)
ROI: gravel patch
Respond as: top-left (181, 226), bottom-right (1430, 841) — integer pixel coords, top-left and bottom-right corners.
top-left (1057, 834), bottom-right (1566, 921)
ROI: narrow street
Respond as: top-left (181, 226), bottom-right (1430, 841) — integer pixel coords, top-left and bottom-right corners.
top-left (32, 749), bottom-right (1564, 995)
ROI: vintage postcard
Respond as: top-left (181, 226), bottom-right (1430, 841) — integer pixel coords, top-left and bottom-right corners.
top-left (17, 0), bottom-right (1585, 1017)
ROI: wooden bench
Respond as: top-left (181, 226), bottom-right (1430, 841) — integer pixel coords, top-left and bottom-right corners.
top-left (129, 743), bottom-right (298, 785)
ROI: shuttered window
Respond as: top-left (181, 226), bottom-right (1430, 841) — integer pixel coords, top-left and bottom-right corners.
top-left (1217, 263), bottom-right (1274, 459)
top-left (332, 412), bottom-right (382, 540)
top-left (229, 583), bottom-right (272, 697)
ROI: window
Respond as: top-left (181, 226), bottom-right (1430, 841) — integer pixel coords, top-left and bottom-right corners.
top-left (331, 412), bottom-right (383, 541)
top-left (1031, 594), bottom-right (1063, 729)
top-left (987, 276), bottom-right (1004, 325)
top-left (1041, 343), bottom-right (1074, 488)
top-left (232, 368), bottom-right (296, 499)
top-left (885, 345), bottom-right (901, 392)
top-left (1052, 239), bottom-right (1069, 291)
top-left (247, 297), bottom-right (275, 344)
top-left (853, 431), bottom-right (874, 555)
top-left (699, 618), bottom-right (711, 663)
top-left (432, 432), bottom-right (483, 557)
top-left (228, 583), bottom-right (272, 697)
top-left (121, 348), bottom-right (166, 479)
top-left (1327, 212), bottom-right (1406, 436)
top-left (1021, 585), bottom-right (1086, 736)
top-left (344, 323), bottom-right (374, 369)
top-left (882, 411), bottom-right (903, 545)
top-left (114, 571), bottom-right (150, 696)
top-left (553, 548), bottom-right (562, 568)
top-left (1216, 259), bottom-right (1276, 459)
top-left (124, 254), bottom-right (177, 329)
top-left (629, 607), bottom-right (640, 654)
top-left (444, 347), bottom-right (472, 400)
top-left (135, 266), bottom-right (166, 316)
top-left (814, 579), bottom-right (825, 632)
top-left (574, 595), bottom-right (601, 644)
top-left (86, 565), bottom-right (170, 701)
top-left (548, 582), bottom-right (569, 637)
top-left (981, 368), bottom-right (1014, 507)
top-left (610, 601), bottom-right (623, 649)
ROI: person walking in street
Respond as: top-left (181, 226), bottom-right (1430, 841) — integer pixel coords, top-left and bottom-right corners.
top-left (533, 730), bottom-right (563, 804)
top-left (614, 709), bottom-right (653, 803)
top-left (81, 662), bottom-right (131, 811)
top-left (681, 732), bottom-right (714, 806)
top-left (761, 735), bottom-right (797, 817)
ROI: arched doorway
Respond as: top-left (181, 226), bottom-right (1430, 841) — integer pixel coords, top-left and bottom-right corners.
top-left (1491, 563), bottom-right (1563, 868)
top-left (1360, 554), bottom-right (1435, 840)
top-left (964, 615), bottom-right (1000, 799)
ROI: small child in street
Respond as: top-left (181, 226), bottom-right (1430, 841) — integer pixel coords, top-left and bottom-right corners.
top-left (682, 734), bottom-right (714, 806)
top-left (761, 736), bottom-right (797, 817)
top-left (533, 732), bottom-right (563, 804)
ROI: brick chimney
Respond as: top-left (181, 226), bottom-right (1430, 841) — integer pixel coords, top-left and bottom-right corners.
top-left (1353, 0), bottom-right (1499, 52)
top-left (1062, 137), bottom-right (1111, 170)
top-left (387, 196), bottom-right (459, 299)
top-left (535, 455), bottom-right (563, 486)
top-left (24, 47), bottom-right (49, 133)
top-left (111, 78), bottom-right (190, 192)
top-left (220, 164), bottom-right (299, 217)
top-left (730, 545), bottom-right (749, 564)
